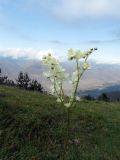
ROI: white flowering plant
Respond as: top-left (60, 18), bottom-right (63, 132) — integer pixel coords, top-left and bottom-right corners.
top-left (42, 48), bottom-right (97, 151)
top-left (42, 48), bottom-right (97, 108)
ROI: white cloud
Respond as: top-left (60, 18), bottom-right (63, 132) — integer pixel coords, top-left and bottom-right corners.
top-left (0, 48), bottom-right (120, 65)
top-left (1, 0), bottom-right (120, 21)
top-left (26, 0), bottom-right (120, 22)
top-left (52, 0), bottom-right (120, 22)
top-left (2, 0), bottom-right (120, 22)
top-left (0, 48), bottom-right (54, 60)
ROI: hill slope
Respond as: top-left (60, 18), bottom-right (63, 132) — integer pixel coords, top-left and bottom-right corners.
top-left (0, 86), bottom-right (120, 160)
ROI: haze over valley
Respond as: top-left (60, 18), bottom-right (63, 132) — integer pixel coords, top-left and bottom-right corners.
top-left (1, 56), bottom-right (120, 97)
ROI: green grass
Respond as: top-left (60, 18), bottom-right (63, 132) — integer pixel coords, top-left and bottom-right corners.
top-left (0, 85), bottom-right (120, 160)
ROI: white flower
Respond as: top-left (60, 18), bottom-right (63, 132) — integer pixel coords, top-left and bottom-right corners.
top-left (76, 96), bottom-right (80, 101)
top-left (56, 98), bottom-right (61, 103)
top-left (74, 51), bottom-right (80, 60)
top-left (64, 103), bottom-right (71, 108)
top-left (82, 63), bottom-right (90, 70)
top-left (68, 49), bottom-right (94, 60)
top-left (79, 53), bottom-right (86, 59)
top-left (42, 48), bottom-right (97, 108)
top-left (68, 48), bottom-right (75, 60)
top-left (43, 72), bottom-right (51, 78)
top-left (50, 78), bottom-right (54, 83)
top-left (55, 85), bottom-right (61, 92)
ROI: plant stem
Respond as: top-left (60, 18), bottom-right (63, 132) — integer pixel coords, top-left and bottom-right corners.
top-left (70, 60), bottom-right (80, 106)
top-left (67, 108), bottom-right (70, 142)
top-left (63, 107), bottom-right (70, 158)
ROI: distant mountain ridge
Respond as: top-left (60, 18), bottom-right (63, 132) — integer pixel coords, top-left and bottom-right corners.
top-left (78, 84), bottom-right (120, 100)
top-left (0, 56), bottom-right (120, 94)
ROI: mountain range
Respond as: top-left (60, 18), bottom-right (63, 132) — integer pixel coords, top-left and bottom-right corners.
top-left (1, 56), bottom-right (120, 96)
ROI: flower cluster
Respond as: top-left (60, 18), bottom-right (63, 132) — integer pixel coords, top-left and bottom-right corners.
top-left (68, 48), bottom-right (97, 61)
top-left (43, 53), bottom-right (65, 80)
top-left (42, 53), bottom-right (66, 103)
top-left (42, 48), bottom-right (97, 108)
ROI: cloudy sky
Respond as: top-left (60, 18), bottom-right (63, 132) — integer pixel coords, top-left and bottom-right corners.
top-left (0, 0), bottom-right (120, 63)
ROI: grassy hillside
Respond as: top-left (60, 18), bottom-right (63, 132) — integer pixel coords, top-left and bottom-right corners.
top-left (0, 85), bottom-right (120, 160)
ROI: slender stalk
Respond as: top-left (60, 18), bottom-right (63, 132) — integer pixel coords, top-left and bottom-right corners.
top-left (67, 108), bottom-right (70, 142)
top-left (61, 83), bottom-right (64, 97)
top-left (63, 107), bottom-right (70, 157)
top-left (70, 60), bottom-right (80, 106)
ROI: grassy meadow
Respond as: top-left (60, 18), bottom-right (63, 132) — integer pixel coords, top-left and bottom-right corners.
top-left (0, 85), bottom-right (120, 160)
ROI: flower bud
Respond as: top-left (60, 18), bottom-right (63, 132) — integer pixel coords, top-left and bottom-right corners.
top-left (51, 67), bottom-right (54, 70)
top-left (48, 53), bottom-right (51, 56)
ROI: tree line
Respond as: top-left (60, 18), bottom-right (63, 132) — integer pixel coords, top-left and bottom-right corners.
top-left (0, 68), bottom-right (43, 93)
top-left (83, 93), bottom-right (110, 102)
